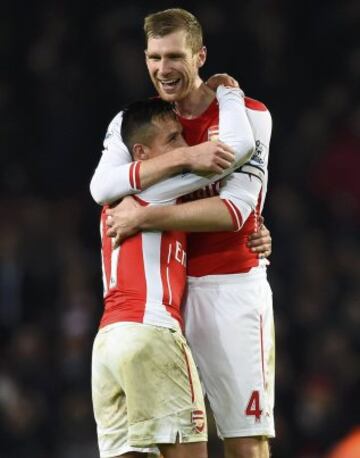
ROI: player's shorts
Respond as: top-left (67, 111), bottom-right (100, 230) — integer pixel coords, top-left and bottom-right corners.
top-left (91, 322), bottom-right (207, 457)
top-left (184, 265), bottom-right (275, 439)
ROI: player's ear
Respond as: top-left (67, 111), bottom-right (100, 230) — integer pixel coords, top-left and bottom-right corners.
top-left (132, 143), bottom-right (149, 161)
top-left (197, 46), bottom-right (207, 68)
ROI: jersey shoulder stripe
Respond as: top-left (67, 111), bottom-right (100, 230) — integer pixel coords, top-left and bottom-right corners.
top-left (245, 96), bottom-right (268, 112)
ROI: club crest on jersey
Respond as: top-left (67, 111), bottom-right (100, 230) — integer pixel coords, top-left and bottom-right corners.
top-left (191, 409), bottom-right (205, 433)
top-left (208, 125), bottom-right (219, 142)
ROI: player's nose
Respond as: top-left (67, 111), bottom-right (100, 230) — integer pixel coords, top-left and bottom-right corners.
top-left (158, 58), bottom-right (171, 76)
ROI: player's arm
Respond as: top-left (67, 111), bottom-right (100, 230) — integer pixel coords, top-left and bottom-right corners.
top-left (220, 105), bottom-right (272, 255)
top-left (90, 72), bottom-right (243, 205)
top-left (138, 86), bottom-right (255, 204)
top-left (107, 105), bottom-right (272, 249)
top-left (105, 195), bottom-right (233, 247)
top-left (90, 111), bottom-right (236, 206)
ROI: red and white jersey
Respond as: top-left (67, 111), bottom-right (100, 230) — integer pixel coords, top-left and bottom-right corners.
top-left (99, 206), bottom-right (187, 330)
top-left (178, 96), bottom-right (271, 276)
top-left (90, 86), bottom-right (255, 206)
top-left (90, 86), bottom-right (271, 278)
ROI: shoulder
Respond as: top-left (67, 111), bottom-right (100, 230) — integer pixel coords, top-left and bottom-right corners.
top-left (104, 111), bottom-right (124, 138)
top-left (245, 96), bottom-right (268, 112)
top-left (245, 97), bottom-right (272, 138)
top-left (108, 110), bottom-right (124, 128)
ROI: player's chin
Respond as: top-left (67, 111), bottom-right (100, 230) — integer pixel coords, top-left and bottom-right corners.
top-left (158, 90), bottom-right (180, 103)
top-left (156, 83), bottom-right (186, 102)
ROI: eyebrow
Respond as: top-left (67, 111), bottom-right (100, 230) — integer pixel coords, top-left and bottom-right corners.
top-left (147, 51), bottom-right (186, 59)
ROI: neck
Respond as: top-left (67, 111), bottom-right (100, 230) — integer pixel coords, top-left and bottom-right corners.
top-left (175, 78), bottom-right (216, 119)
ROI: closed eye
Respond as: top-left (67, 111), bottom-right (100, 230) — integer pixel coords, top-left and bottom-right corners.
top-left (168, 132), bottom-right (179, 143)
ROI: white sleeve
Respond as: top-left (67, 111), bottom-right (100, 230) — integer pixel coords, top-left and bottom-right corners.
top-left (220, 108), bottom-right (272, 230)
top-left (137, 86), bottom-right (255, 205)
top-left (89, 112), bottom-right (141, 205)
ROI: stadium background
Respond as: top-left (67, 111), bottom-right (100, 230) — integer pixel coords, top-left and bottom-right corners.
top-left (0, 0), bottom-right (359, 457)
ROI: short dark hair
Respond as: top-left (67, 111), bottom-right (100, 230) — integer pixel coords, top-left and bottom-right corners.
top-left (121, 98), bottom-right (177, 154)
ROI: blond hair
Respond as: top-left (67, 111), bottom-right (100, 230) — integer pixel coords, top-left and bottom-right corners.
top-left (144, 8), bottom-right (203, 54)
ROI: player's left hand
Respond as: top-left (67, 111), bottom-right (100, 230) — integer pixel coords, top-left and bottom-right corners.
top-left (247, 216), bottom-right (272, 259)
top-left (205, 73), bottom-right (240, 91)
top-left (106, 196), bottom-right (143, 247)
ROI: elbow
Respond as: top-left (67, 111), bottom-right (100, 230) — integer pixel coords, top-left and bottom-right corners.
top-left (90, 175), bottom-right (107, 205)
top-left (233, 137), bottom-right (255, 166)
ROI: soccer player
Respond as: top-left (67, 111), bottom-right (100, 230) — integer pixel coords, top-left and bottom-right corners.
top-left (91, 8), bottom-right (274, 458)
top-left (92, 84), bottom-right (256, 458)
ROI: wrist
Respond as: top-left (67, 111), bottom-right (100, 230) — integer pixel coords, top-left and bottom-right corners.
top-left (140, 206), bottom-right (170, 231)
top-left (168, 147), bottom-right (189, 171)
top-left (138, 206), bottom-right (157, 231)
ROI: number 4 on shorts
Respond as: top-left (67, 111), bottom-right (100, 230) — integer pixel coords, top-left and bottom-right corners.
top-left (245, 390), bottom-right (262, 422)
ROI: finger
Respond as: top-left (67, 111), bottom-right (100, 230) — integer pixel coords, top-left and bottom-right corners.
top-left (216, 142), bottom-right (235, 153)
top-left (211, 164), bottom-right (228, 174)
top-left (258, 227), bottom-right (270, 237)
top-left (106, 228), bottom-right (116, 237)
top-left (250, 244), bottom-right (271, 253)
top-left (106, 215), bottom-right (113, 227)
top-left (248, 239), bottom-right (271, 250)
top-left (216, 149), bottom-right (236, 161)
top-left (225, 77), bottom-right (239, 87)
top-left (228, 78), bottom-right (239, 88)
top-left (213, 158), bottom-right (233, 171)
top-left (114, 234), bottom-right (121, 249)
top-left (258, 249), bottom-right (271, 259)
top-left (247, 236), bottom-right (268, 247)
top-left (105, 209), bottom-right (115, 218)
top-left (248, 232), bottom-right (271, 242)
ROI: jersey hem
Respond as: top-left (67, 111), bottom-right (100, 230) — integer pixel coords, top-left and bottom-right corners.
top-left (219, 428), bottom-right (275, 440)
top-left (187, 265), bottom-right (268, 284)
top-left (99, 317), bottom-right (182, 331)
top-left (100, 446), bottom-right (159, 458)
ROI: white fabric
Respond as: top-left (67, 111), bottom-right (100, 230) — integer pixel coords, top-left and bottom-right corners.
top-left (220, 172), bottom-right (262, 226)
top-left (219, 106), bottom-right (272, 224)
top-left (90, 86), bottom-right (255, 205)
top-left (184, 266), bottom-right (275, 439)
top-left (92, 323), bottom-right (207, 456)
top-left (142, 232), bottom-right (179, 328)
top-left (90, 112), bottom-right (135, 205)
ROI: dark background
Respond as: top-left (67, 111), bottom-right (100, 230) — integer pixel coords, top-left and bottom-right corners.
top-left (0, 1), bottom-right (359, 457)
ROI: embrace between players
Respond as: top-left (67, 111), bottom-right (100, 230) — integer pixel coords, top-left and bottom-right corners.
top-left (90, 8), bottom-right (275, 458)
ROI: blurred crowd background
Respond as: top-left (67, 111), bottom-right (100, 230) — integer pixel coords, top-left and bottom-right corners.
top-left (0, 1), bottom-right (359, 457)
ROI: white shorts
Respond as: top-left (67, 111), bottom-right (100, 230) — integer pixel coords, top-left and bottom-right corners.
top-left (91, 322), bottom-right (207, 457)
top-left (184, 265), bottom-right (275, 439)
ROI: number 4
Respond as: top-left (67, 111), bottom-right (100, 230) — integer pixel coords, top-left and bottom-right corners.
top-left (245, 390), bottom-right (262, 421)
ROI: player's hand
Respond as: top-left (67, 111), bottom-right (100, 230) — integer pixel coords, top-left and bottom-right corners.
top-left (247, 216), bottom-right (272, 259)
top-left (205, 73), bottom-right (240, 91)
top-left (106, 196), bottom-right (143, 247)
top-left (185, 141), bottom-right (235, 175)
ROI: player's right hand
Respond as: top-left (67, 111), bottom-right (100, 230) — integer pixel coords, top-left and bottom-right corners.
top-left (106, 196), bottom-right (143, 247)
top-left (205, 73), bottom-right (240, 91)
top-left (185, 141), bottom-right (236, 175)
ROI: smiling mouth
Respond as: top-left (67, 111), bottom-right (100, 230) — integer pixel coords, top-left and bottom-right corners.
top-left (158, 78), bottom-right (181, 90)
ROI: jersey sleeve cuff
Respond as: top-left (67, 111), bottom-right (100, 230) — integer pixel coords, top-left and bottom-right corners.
top-left (129, 161), bottom-right (142, 191)
top-left (221, 198), bottom-right (243, 232)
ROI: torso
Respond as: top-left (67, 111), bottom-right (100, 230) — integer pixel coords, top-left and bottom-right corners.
top-left (177, 97), bottom-right (267, 276)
